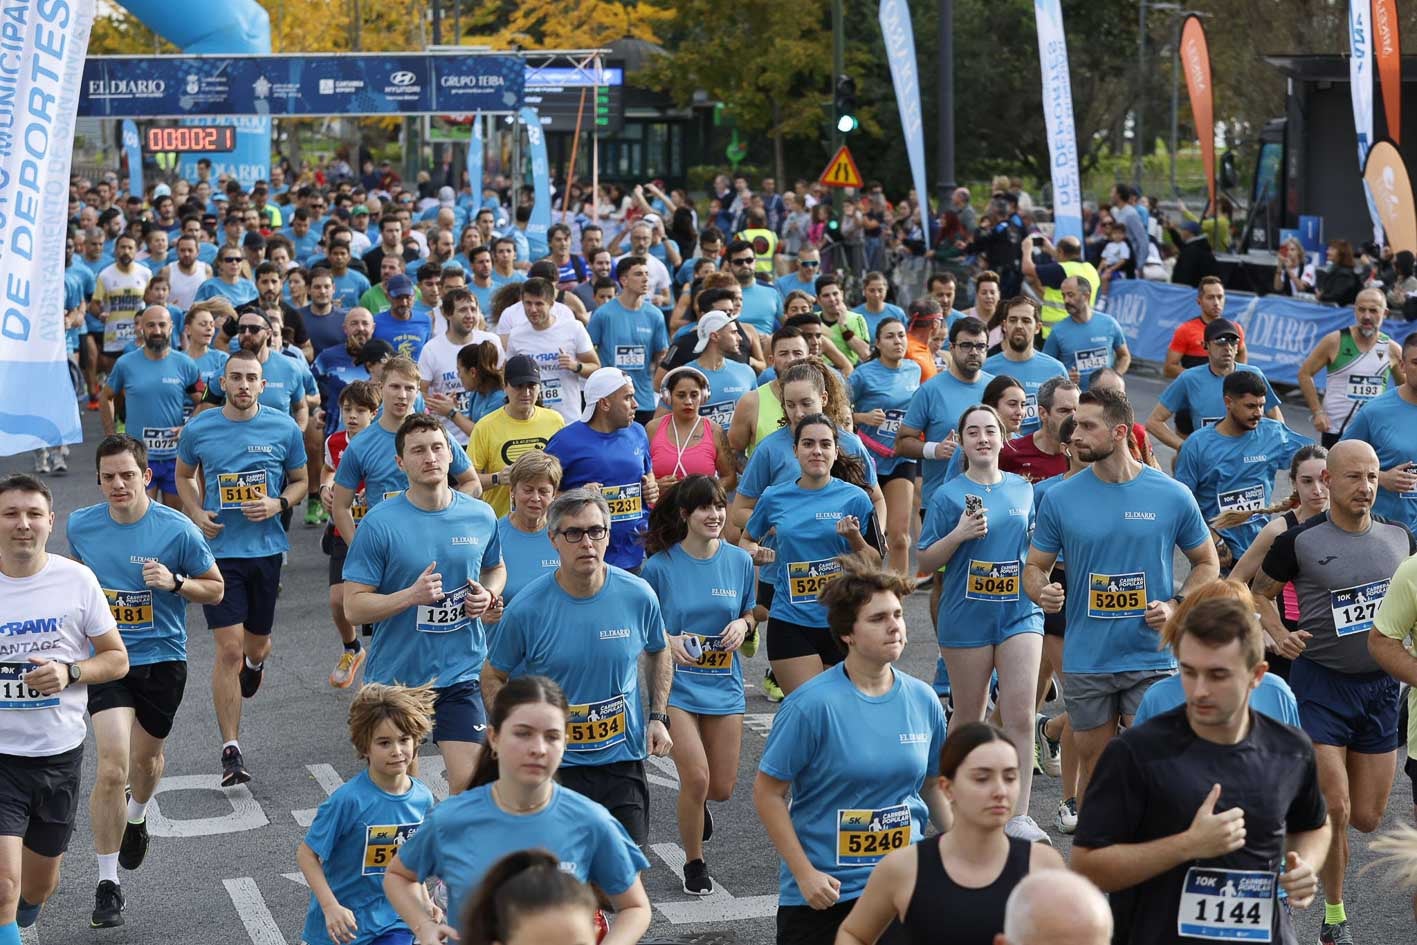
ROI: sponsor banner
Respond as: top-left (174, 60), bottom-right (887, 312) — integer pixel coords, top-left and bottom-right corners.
top-left (79, 54), bottom-right (525, 117)
top-left (122, 119), bottom-right (143, 198)
top-left (1350, 0), bottom-right (1385, 241)
top-left (175, 116), bottom-right (270, 187)
top-left (0, 0), bottom-right (94, 455)
top-left (520, 107), bottom-right (552, 259)
top-left (1364, 140), bottom-right (1417, 254)
top-left (1032, 0), bottom-right (1084, 241)
top-left (879, 0), bottom-right (932, 248)
top-left (1180, 15), bottom-right (1216, 214)
top-left (1098, 280), bottom-right (1417, 387)
top-left (468, 112), bottom-right (484, 199)
top-left (1373, 0), bottom-right (1401, 144)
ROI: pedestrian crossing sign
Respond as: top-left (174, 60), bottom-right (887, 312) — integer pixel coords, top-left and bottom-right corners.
top-left (819, 145), bottom-right (863, 189)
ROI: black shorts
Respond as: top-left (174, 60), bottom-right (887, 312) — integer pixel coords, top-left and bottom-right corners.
top-left (558, 760), bottom-right (649, 846)
top-left (323, 527), bottom-right (349, 586)
top-left (757, 579), bottom-right (775, 611)
top-left (1043, 568), bottom-right (1067, 637)
top-left (635, 409), bottom-right (657, 427)
top-left (879, 462), bottom-right (919, 486)
top-left (1321, 432), bottom-right (1343, 449)
top-left (203, 554), bottom-right (283, 635)
top-left (1174, 408), bottom-right (1195, 437)
top-left (87, 660), bottom-right (188, 739)
top-left (766, 616), bottom-right (844, 665)
top-left (1407, 754), bottom-right (1417, 801)
top-left (0, 745), bottom-right (83, 857)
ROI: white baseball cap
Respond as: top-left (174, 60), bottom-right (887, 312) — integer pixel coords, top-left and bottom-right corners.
top-left (693, 311), bottom-right (737, 353)
top-left (580, 367), bottom-right (633, 422)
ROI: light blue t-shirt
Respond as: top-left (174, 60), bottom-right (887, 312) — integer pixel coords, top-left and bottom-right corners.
top-left (283, 228), bottom-right (320, 263)
top-left (1341, 387), bottom-right (1417, 533)
top-left (849, 358), bottom-right (922, 476)
top-left (544, 422), bottom-right (653, 570)
top-left (1030, 466), bottom-right (1210, 674)
top-left (1175, 419), bottom-right (1311, 557)
top-left (373, 310), bottom-right (433, 361)
top-left (489, 568), bottom-right (666, 766)
top-left (919, 472), bottom-right (1042, 646)
top-left (332, 270), bottom-right (373, 310)
top-left (746, 478), bottom-right (877, 628)
top-left (775, 272), bottom-right (816, 299)
top-left (853, 302), bottom-right (907, 342)
top-left (300, 771), bottom-right (435, 945)
top-left (106, 349), bottom-right (199, 460)
top-left (395, 783), bottom-right (648, 924)
top-left (1131, 673), bottom-right (1302, 728)
top-left (467, 279), bottom-right (497, 316)
top-left (902, 369), bottom-right (995, 504)
top-left (176, 405), bottom-right (308, 558)
top-left (1042, 313), bottom-right (1127, 389)
top-left (982, 350), bottom-right (1069, 435)
top-left (696, 357), bottom-right (758, 429)
top-left (342, 492), bottom-right (501, 690)
top-left (739, 281), bottom-right (783, 334)
top-left (67, 502), bottom-right (214, 666)
top-left (495, 515), bottom-right (559, 604)
top-left (641, 542), bottom-right (755, 716)
top-left (189, 348), bottom-right (229, 418)
top-left (193, 277), bottom-right (258, 307)
top-left (1158, 363), bottom-right (1281, 429)
top-left (588, 299), bottom-right (670, 411)
top-left (334, 419), bottom-right (472, 511)
top-left (209, 350), bottom-right (307, 417)
top-left (758, 664), bottom-right (947, 906)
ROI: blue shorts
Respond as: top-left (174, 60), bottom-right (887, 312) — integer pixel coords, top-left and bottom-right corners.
top-left (432, 679), bottom-right (486, 744)
top-left (1290, 658), bottom-right (1400, 754)
top-left (203, 555), bottom-right (283, 635)
top-left (938, 611), bottom-right (1043, 649)
top-left (148, 458), bottom-right (178, 495)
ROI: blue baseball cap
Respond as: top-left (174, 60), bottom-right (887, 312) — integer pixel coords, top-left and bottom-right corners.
top-left (385, 274), bottom-right (414, 298)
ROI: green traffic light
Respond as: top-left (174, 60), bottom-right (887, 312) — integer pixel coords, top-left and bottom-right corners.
top-left (836, 114), bottom-right (858, 134)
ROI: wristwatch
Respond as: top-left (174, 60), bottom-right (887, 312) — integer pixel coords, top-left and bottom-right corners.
top-left (170, 573), bottom-right (186, 595)
top-left (649, 711), bottom-right (671, 731)
top-left (278, 495), bottom-right (291, 512)
top-left (67, 662), bottom-right (83, 684)
top-left (490, 471), bottom-right (501, 487)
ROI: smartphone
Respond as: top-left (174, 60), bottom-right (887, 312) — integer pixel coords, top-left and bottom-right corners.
top-left (965, 494), bottom-right (984, 517)
top-left (682, 635), bottom-right (703, 660)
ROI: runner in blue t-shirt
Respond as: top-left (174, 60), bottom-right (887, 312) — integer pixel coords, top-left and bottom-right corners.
top-left (372, 274), bottom-right (432, 361)
top-left (1146, 317), bottom-right (1282, 453)
top-left (485, 452), bottom-right (563, 611)
top-left (640, 476), bottom-right (755, 895)
top-left (588, 259), bottom-right (669, 422)
top-left (982, 297), bottom-right (1069, 435)
top-left (384, 676), bottom-right (651, 945)
top-left (482, 488), bottom-right (672, 846)
top-left (201, 311), bottom-right (310, 427)
top-left (850, 318), bottom-right (922, 574)
top-left (688, 312), bottom-right (759, 430)
top-left (344, 414), bottom-right (505, 795)
top-left (853, 271), bottom-right (907, 340)
top-left (175, 349), bottom-right (310, 787)
top-left (69, 436), bottom-right (223, 925)
top-left (1041, 278), bottom-right (1130, 391)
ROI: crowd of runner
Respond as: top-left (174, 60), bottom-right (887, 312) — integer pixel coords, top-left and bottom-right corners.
top-left (4, 163), bottom-right (1417, 945)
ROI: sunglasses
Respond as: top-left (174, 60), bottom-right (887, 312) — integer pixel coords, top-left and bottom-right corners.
top-left (237, 324), bottom-right (267, 334)
top-left (222, 257), bottom-right (243, 263)
top-left (730, 257), bottom-right (756, 265)
top-left (800, 260), bottom-right (820, 268)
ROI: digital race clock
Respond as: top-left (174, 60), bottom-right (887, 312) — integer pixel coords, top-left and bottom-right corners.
top-left (143, 125), bottom-right (237, 153)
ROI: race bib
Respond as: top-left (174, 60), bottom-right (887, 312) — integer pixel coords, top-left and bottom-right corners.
top-left (541, 376), bottom-right (563, 406)
top-left (1022, 393), bottom-right (1039, 423)
top-left (836, 805), bottom-right (911, 866)
top-left (965, 560), bottom-right (1021, 602)
top-left (603, 483), bottom-right (643, 522)
top-left (104, 588), bottom-right (154, 632)
top-left (1177, 867), bottom-right (1276, 942)
top-left (679, 634), bottom-right (732, 676)
top-left (415, 585), bottom-right (469, 634)
top-left (1216, 484), bottom-right (1266, 516)
top-left (700, 401), bottom-right (735, 429)
top-left (1073, 346), bottom-right (1109, 372)
top-left (382, 490), bottom-right (403, 501)
top-left (614, 344), bottom-right (646, 369)
top-left (103, 315), bottom-right (136, 353)
top-left (142, 426), bottom-right (179, 456)
top-left (0, 663), bottom-right (59, 711)
top-left (217, 470), bottom-right (268, 509)
top-left (1330, 579), bottom-right (1388, 637)
top-left (1347, 373), bottom-right (1386, 402)
top-left (567, 695), bottom-right (627, 751)
top-left (455, 390), bottom-right (473, 415)
top-left (879, 408), bottom-right (905, 437)
top-left (350, 496), bottom-right (368, 523)
top-left (1088, 571), bottom-right (1147, 619)
top-left (788, 558), bottom-right (843, 605)
top-left (362, 822), bottom-right (420, 876)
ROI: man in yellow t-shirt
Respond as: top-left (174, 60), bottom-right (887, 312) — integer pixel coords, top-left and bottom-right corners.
top-left (468, 354), bottom-right (565, 516)
top-left (1371, 553), bottom-right (1417, 924)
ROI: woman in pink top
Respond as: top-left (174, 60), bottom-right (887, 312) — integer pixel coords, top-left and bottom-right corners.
top-left (648, 366), bottom-right (736, 493)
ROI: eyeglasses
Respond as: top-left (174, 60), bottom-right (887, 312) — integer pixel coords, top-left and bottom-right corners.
top-left (556, 525), bottom-right (608, 543)
top-left (237, 324), bottom-right (267, 334)
top-left (222, 257), bottom-right (243, 263)
top-left (954, 342), bottom-right (989, 353)
top-left (730, 256), bottom-right (756, 265)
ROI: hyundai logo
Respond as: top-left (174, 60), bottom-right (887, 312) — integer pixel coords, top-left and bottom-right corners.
top-left (390, 71), bottom-right (417, 86)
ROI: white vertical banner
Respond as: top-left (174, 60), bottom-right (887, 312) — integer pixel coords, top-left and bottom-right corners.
top-left (878, 0), bottom-right (931, 249)
top-left (1033, 0), bottom-right (1084, 241)
top-left (1350, 0), bottom-right (1385, 242)
top-left (0, 0), bottom-right (95, 455)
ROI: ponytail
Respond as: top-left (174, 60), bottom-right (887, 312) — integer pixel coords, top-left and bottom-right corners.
top-left (459, 849), bottom-right (598, 945)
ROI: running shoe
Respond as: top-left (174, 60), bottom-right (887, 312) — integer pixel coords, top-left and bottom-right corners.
top-left (18, 922), bottom-right (37, 944)
top-left (702, 803), bottom-right (714, 843)
top-left (682, 858), bottom-right (714, 896)
top-left (31, 451), bottom-right (48, 475)
top-left (221, 745), bottom-right (252, 786)
top-left (329, 648), bottom-right (366, 688)
top-left (762, 669), bottom-right (785, 704)
top-left (304, 500), bottom-right (327, 526)
top-left (1005, 814), bottom-right (1052, 845)
top-left (739, 625), bottom-right (759, 659)
top-left (48, 449), bottom-right (67, 475)
top-left (118, 818), bottom-right (149, 870)
top-left (239, 661), bottom-right (264, 698)
top-left (1055, 797), bottom-right (1078, 835)
top-left (86, 395), bottom-right (99, 411)
top-left (1319, 922), bottom-right (1354, 945)
top-left (1035, 714), bottom-right (1062, 778)
top-left (90, 881), bottom-right (124, 928)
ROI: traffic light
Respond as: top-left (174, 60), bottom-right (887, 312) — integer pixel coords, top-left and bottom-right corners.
top-left (834, 75), bottom-right (858, 134)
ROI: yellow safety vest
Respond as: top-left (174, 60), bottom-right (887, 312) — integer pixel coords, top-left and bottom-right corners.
top-left (738, 228), bottom-right (780, 275)
top-left (1040, 259), bottom-right (1100, 338)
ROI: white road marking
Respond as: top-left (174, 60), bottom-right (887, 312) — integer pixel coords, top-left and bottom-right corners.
top-left (292, 763), bottom-right (346, 826)
top-left (223, 877), bottom-right (290, 945)
top-left (282, 872), bottom-right (309, 888)
top-left (646, 753), bottom-right (679, 790)
top-left (743, 713), bottom-right (776, 737)
top-left (148, 775), bottom-right (269, 837)
top-left (650, 842), bottom-right (777, 922)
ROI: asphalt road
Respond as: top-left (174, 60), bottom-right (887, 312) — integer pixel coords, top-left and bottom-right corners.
top-left (4, 367), bottom-right (1414, 945)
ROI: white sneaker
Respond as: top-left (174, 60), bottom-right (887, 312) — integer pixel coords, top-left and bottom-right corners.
top-left (48, 448), bottom-right (67, 475)
top-left (19, 921), bottom-right (39, 944)
top-left (30, 449), bottom-right (49, 474)
top-left (1035, 713), bottom-right (1062, 777)
top-left (1005, 814), bottom-right (1051, 844)
top-left (1055, 797), bottom-right (1079, 834)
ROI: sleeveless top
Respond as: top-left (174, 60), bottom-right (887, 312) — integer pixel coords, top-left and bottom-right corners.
top-left (650, 415), bottom-right (718, 480)
top-left (1281, 509), bottom-right (1302, 630)
top-left (167, 262), bottom-right (210, 310)
top-left (1321, 327), bottom-right (1393, 433)
top-left (903, 835), bottom-right (1032, 945)
top-left (749, 382), bottom-right (784, 457)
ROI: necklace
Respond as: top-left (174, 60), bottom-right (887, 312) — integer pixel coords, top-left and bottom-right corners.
top-left (492, 781), bottom-right (552, 813)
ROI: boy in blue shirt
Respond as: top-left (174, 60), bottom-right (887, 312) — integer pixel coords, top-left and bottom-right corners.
top-left (588, 257), bottom-right (669, 425)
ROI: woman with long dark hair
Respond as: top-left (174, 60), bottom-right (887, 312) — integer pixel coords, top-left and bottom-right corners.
top-left (458, 849), bottom-right (599, 945)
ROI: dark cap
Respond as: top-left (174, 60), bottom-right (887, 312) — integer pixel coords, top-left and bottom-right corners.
top-left (504, 354), bottom-right (541, 387)
top-left (385, 274), bottom-right (415, 298)
top-left (355, 339), bottom-right (396, 367)
top-left (1180, 219), bottom-right (1202, 236)
top-left (241, 231), bottom-right (266, 249)
top-left (1203, 317), bottom-right (1241, 344)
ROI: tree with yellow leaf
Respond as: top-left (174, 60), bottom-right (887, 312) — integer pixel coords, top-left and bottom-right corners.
top-left (455, 0), bottom-right (665, 50)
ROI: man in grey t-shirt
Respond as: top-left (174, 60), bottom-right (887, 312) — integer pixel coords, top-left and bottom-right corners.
top-left (1253, 439), bottom-right (1415, 943)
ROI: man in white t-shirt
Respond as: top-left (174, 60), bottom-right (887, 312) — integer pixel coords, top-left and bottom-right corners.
top-left (615, 221), bottom-right (673, 308)
top-left (504, 277), bottom-right (600, 424)
top-left (0, 475), bottom-right (128, 941)
top-left (419, 287), bottom-right (504, 444)
top-left (162, 234), bottom-right (212, 311)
